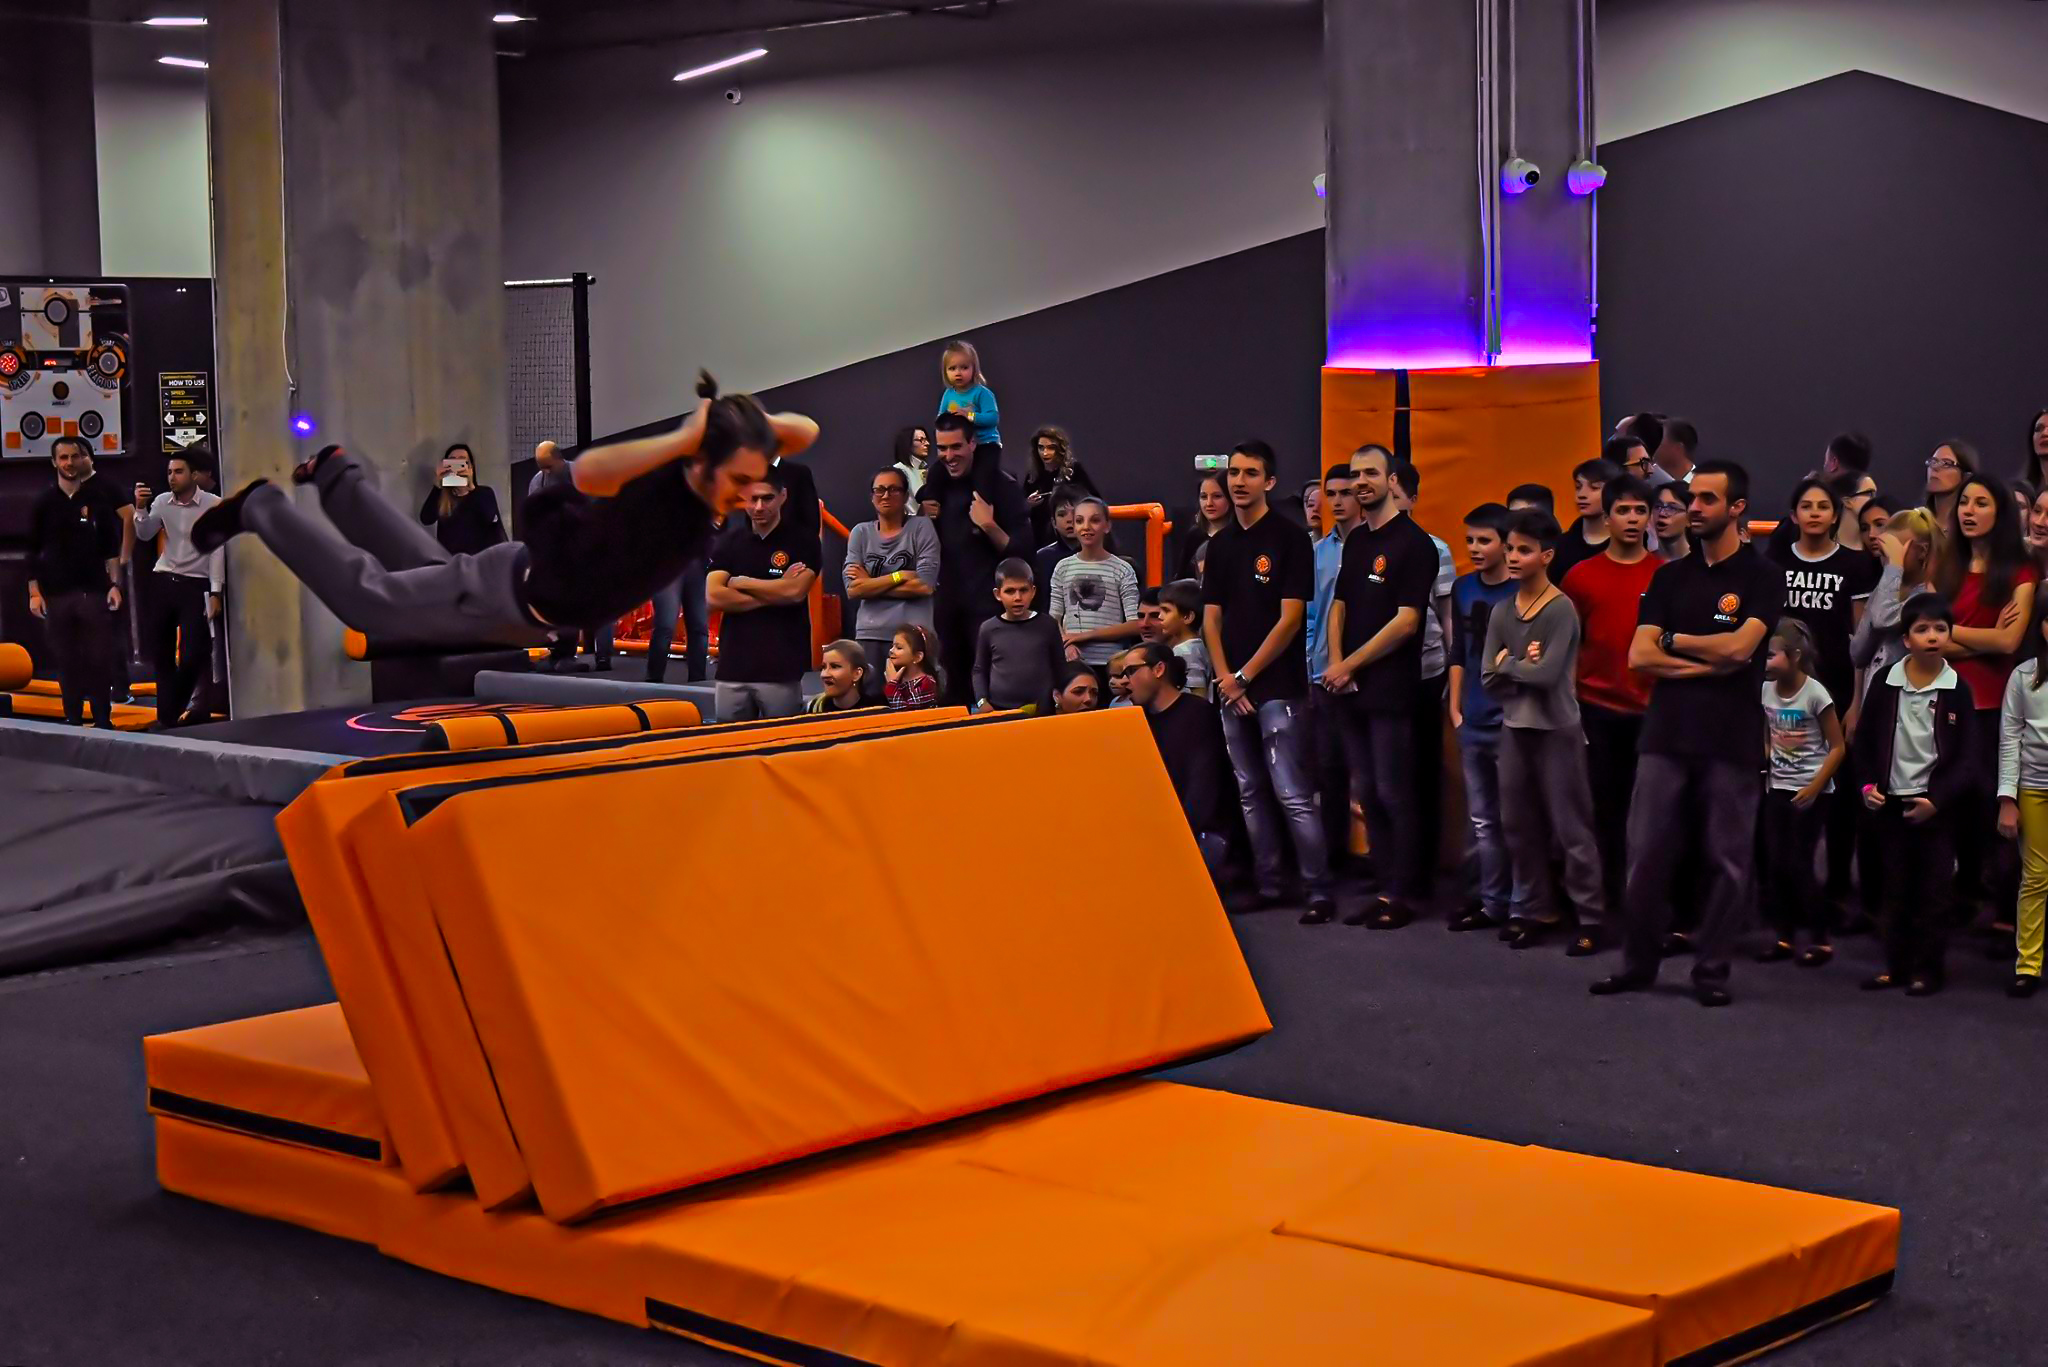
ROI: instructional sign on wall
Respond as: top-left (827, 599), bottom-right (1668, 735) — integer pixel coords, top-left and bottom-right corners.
top-left (160, 370), bottom-right (210, 453)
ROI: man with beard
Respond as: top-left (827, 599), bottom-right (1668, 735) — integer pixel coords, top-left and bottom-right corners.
top-left (1591, 461), bottom-right (1783, 1007)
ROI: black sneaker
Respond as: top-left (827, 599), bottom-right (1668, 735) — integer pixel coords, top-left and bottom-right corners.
top-left (1508, 925), bottom-right (1547, 950)
top-left (1300, 898), bottom-right (1336, 926)
top-left (1589, 972), bottom-right (1654, 996)
top-left (1754, 940), bottom-right (1794, 964)
top-left (1447, 910), bottom-right (1493, 933)
top-left (1565, 930), bottom-right (1605, 957)
top-left (192, 481), bottom-right (268, 554)
top-left (1368, 902), bottom-right (1414, 931)
top-left (1694, 983), bottom-right (1733, 1008)
top-left (1341, 898), bottom-right (1386, 927)
top-left (291, 444), bottom-right (345, 486)
top-left (1904, 977), bottom-right (1942, 997)
top-left (1860, 972), bottom-right (1901, 991)
top-left (2010, 975), bottom-right (2040, 999)
top-left (1660, 931), bottom-right (1693, 958)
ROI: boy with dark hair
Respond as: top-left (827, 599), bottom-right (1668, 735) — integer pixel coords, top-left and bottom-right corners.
top-left (1653, 481), bottom-right (1692, 561)
top-left (1551, 456), bottom-right (1623, 581)
top-left (1483, 509), bottom-right (1607, 949)
top-left (1307, 463), bottom-right (1363, 863)
top-left (1158, 577), bottom-right (1212, 696)
top-left (1593, 459), bottom-right (1782, 1007)
top-left (1656, 419), bottom-right (1697, 484)
top-left (1448, 502), bottom-right (1518, 931)
top-left (1390, 457), bottom-right (1456, 902)
top-left (1824, 430), bottom-right (1874, 476)
top-left (1205, 439), bottom-right (1334, 921)
top-left (1560, 474), bottom-right (1662, 943)
top-left (1034, 486), bottom-right (1085, 608)
top-left (1856, 592), bottom-right (1973, 995)
top-left (1605, 434), bottom-right (1655, 485)
top-left (1127, 639), bottom-right (1233, 878)
top-left (974, 558), bottom-right (1067, 713)
top-left (1506, 484), bottom-right (1556, 515)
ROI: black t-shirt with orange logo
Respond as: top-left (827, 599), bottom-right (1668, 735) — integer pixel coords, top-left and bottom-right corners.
top-left (1333, 511), bottom-right (1438, 713)
top-left (1200, 508), bottom-right (1316, 706)
top-left (708, 514), bottom-right (823, 683)
top-left (1635, 541), bottom-right (1784, 761)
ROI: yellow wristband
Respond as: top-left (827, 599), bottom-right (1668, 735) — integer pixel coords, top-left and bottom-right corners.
top-left (892, 570), bottom-right (906, 585)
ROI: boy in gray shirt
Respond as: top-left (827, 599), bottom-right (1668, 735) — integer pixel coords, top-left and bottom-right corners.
top-left (974, 558), bottom-right (1068, 712)
top-left (1482, 508), bottom-right (1608, 950)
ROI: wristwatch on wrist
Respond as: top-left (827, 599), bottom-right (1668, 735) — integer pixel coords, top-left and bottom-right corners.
top-left (1659, 629), bottom-right (1676, 656)
top-left (1232, 669), bottom-right (1249, 690)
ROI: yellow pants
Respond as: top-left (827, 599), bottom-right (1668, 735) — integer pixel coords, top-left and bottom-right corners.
top-left (2014, 791), bottom-right (2048, 977)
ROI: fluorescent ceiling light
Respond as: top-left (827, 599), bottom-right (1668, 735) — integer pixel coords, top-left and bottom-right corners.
top-left (158, 55), bottom-right (210, 69)
top-left (492, 13), bottom-right (533, 22)
top-left (142, 16), bottom-right (207, 26)
top-left (674, 48), bottom-right (767, 82)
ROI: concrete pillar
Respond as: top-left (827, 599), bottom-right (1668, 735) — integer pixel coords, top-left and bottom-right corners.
top-left (1322, 0), bottom-right (1600, 529)
top-left (209, 0), bottom-right (509, 715)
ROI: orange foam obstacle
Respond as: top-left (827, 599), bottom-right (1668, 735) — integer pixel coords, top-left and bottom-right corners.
top-left (419, 697), bottom-right (700, 751)
top-left (150, 709), bottom-right (1897, 1365)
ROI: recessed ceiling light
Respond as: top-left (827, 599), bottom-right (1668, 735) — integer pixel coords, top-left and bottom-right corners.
top-left (492, 13), bottom-right (534, 22)
top-left (673, 48), bottom-right (767, 83)
top-left (158, 55), bottom-right (210, 69)
top-left (142, 16), bottom-right (207, 26)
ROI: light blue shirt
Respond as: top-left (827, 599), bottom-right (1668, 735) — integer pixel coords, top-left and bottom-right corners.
top-left (1306, 528), bottom-right (1346, 669)
top-left (937, 384), bottom-right (1000, 448)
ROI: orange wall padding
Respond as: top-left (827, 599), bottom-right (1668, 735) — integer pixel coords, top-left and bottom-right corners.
top-left (0, 643), bottom-right (31, 691)
top-left (1407, 362), bottom-right (1601, 569)
top-left (407, 709), bottom-right (1272, 1221)
top-left (276, 707), bottom-right (971, 1195)
top-left (145, 1004), bottom-right (391, 1165)
top-left (423, 700), bottom-right (700, 751)
top-left (1318, 369), bottom-right (1399, 478)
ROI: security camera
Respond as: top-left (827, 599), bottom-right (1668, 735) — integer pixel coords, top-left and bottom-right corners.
top-left (724, 87), bottom-right (743, 105)
top-left (1500, 158), bottom-right (1541, 194)
top-left (1565, 159), bottom-right (1607, 196)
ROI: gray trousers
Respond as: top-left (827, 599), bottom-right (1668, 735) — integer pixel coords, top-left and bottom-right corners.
top-left (243, 452), bottom-right (549, 649)
top-left (715, 680), bottom-right (803, 721)
top-left (1498, 724), bottom-right (1606, 928)
top-left (1621, 752), bottom-right (1761, 984)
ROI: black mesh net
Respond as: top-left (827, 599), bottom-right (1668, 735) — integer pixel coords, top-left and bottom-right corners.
top-left (504, 281), bottom-right (585, 455)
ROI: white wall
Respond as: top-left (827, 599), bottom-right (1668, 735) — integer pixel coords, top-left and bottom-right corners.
top-left (1597, 0), bottom-right (2048, 142)
top-left (501, 24), bottom-right (1323, 433)
top-left (94, 80), bottom-right (212, 278)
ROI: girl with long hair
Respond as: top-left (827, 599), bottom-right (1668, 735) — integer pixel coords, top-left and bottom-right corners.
top-left (1175, 470), bottom-right (1231, 580)
top-left (2024, 408), bottom-right (2048, 489)
top-left (417, 443), bottom-right (507, 556)
top-left (892, 424), bottom-right (932, 500)
top-left (1022, 424), bottom-right (1099, 547)
top-left (1925, 438), bottom-right (1978, 536)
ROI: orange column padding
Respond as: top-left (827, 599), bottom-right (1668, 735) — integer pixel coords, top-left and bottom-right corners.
top-left (145, 1004), bottom-right (392, 1165)
top-left (408, 709), bottom-right (1271, 1221)
top-left (0, 642), bottom-right (30, 691)
top-left (1406, 361), bottom-right (1601, 569)
top-left (277, 707), bottom-right (970, 1197)
top-left (1318, 368), bottom-right (1399, 477)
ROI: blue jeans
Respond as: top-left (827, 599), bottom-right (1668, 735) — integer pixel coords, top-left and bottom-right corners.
top-left (1219, 696), bottom-right (1332, 900)
top-left (647, 557), bottom-right (709, 683)
top-left (1458, 728), bottom-right (1513, 920)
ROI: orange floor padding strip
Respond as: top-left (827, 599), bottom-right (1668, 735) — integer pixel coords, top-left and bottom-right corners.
top-left (402, 710), bottom-right (1270, 1221)
top-left (3, 691), bottom-right (156, 728)
top-left (275, 707), bottom-right (969, 1194)
top-left (145, 1004), bottom-right (391, 1165)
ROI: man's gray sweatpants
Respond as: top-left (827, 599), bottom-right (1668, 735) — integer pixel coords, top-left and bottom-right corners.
top-left (242, 451), bottom-right (550, 649)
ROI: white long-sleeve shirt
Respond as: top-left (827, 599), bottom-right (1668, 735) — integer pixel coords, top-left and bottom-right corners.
top-left (134, 489), bottom-right (224, 591)
top-left (1998, 661), bottom-right (2048, 799)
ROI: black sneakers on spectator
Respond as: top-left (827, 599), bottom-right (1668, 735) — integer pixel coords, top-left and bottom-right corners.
top-left (1368, 902), bottom-right (1414, 930)
top-left (1447, 910), bottom-right (1492, 933)
top-left (1904, 977), bottom-right (1942, 997)
top-left (1565, 929), bottom-right (1605, 957)
top-left (1508, 923), bottom-right (1547, 950)
top-left (1694, 983), bottom-right (1733, 1008)
top-left (291, 444), bottom-right (345, 486)
top-left (1797, 944), bottom-right (1833, 968)
top-left (1860, 972), bottom-right (1900, 991)
top-left (1589, 972), bottom-right (1654, 996)
top-left (1300, 898), bottom-right (1336, 926)
top-left (1660, 931), bottom-right (1693, 957)
top-left (192, 482), bottom-right (267, 554)
top-left (2010, 975), bottom-right (2040, 999)
top-left (1755, 940), bottom-right (1794, 964)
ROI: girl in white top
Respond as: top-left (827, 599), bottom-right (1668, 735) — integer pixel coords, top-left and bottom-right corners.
top-left (1759, 619), bottom-right (1846, 965)
top-left (1994, 593), bottom-right (2048, 997)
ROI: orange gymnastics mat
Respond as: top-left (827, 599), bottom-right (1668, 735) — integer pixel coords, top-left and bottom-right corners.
top-left (148, 709), bottom-right (1895, 1365)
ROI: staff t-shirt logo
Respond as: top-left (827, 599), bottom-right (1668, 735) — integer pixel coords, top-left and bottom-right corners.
top-left (769, 550), bottom-right (790, 576)
top-left (1369, 553), bottom-right (1388, 584)
top-left (1253, 552), bottom-right (1273, 584)
top-left (1715, 591), bottom-right (1740, 624)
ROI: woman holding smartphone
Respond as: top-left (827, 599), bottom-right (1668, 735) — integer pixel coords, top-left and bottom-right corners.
top-left (418, 442), bottom-right (507, 556)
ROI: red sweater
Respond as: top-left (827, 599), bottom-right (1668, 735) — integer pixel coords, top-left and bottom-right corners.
top-left (1562, 552), bottom-right (1661, 715)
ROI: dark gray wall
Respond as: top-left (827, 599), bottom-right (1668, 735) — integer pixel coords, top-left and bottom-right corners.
top-left (1597, 71), bottom-right (2048, 510)
top-left (751, 233), bottom-right (1326, 538)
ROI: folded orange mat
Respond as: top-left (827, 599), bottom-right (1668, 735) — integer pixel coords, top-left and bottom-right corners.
top-left (423, 699), bottom-right (699, 751)
top-left (277, 707), bottom-right (969, 1195)
top-left (145, 1003), bottom-right (392, 1165)
top-left (404, 709), bottom-right (1271, 1221)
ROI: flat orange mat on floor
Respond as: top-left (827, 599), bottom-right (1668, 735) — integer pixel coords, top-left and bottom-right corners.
top-left (402, 709), bottom-right (1270, 1221)
top-left (276, 706), bottom-right (969, 1195)
top-left (4, 691), bottom-right (156, 728)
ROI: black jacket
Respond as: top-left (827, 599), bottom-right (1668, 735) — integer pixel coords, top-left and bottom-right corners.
top-left (419, 485), bottom-right (507, 556)
top-left (922, 447), bottom-right (1031, 613)
top-left (1852, 665), bottom-right (1975, 815)
top-left (29, 477), bottom-right (124, 595)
